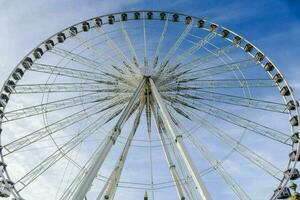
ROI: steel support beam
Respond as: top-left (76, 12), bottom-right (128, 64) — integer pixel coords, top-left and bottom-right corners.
top-left (149, 79), bottom-right (212, 200)
top-left (71, 78), bottom-right (146, 200)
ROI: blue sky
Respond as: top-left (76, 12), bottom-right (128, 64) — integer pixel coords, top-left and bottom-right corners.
top-left (0, 0), bottom-right (299, 97)
top-left (0, 0), bottom-right (300, 199)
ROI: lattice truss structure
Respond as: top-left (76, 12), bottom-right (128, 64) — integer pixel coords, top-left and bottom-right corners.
top-left (0, 11), bottom-right (299, 200)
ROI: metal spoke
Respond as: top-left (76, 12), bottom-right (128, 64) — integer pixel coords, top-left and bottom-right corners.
top-left (119, 19), bottom-right (140, 68)
top-left (3, 93), bottom-right (116, 122)
top-left (3, 96), bottom-right (129, 155)
top-left (30, 63), bottom-right (117, 83)
top-left (166, 95), bottom-right (290, 144)
top-left (165, 89), bottom-right (286, 113)
top-left (155, 23), bottom-right (193, 75)
top-left (153, 13), bottom-right (169, 68)
top-left (172, 32), bottom-right (216, 65)
top-left (12, 82), bottom-right (128, 94)
top-left (181, 58), bottom-right (256, 79)
top-left (189, 133), bottom-right (251, 200)
top-left (15, 106), bottom-right (123, 191)
top-left (189, 111), bottom-right (283, 180)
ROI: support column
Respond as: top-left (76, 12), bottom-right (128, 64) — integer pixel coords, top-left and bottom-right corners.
top-left (151, 104), bottom-right (186, 200)
top-left (149, 79), bottom-right (212, 200)
top-left (72, 78), bottom-right (146, 200)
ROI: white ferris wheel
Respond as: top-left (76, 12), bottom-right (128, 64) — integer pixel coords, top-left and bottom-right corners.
top-left (0, 10), bottom-right (299, 200)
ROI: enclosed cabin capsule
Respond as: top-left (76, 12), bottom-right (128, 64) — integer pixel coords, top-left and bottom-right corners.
top-left (197, 19), bottom-right (205, 28)
top-left (121, 13), bottom-right (128, 21)
top-left (69, 26), bottom-right (78, 36)
top-left (45, 39), bottom-right (55, 50)
top-left (33, 48), bottom-right (43, 59)
top-left (0, 179), bottom-right (13, 198)
top-left (290, 116), bottom-right (299, 126)
top-left (147, 11), bottom-right (153, 20)
top-left (274, 187), bottom-right (291, 199)
top-left (284, 168), bottom-right (300, 180)
top-left (280, 86), bottom-right (291, 96)
top-left (264, 62), bottom-right (274, 72)
top-left (210, 24), bottom-right (218, 32)
top-left (289, 150), bottom-right (300, 161)
top-left (185, 16), bottom-right (192, 24)
top-left (221, 29), bottom-right (230, 38)
top-left (4, 80), bottom-right (16, 94)
top-left (244, 43), bottom-right (253, 52)
top-left (160, 12), bottom-right (166, 20)
top-left (273, 73), bottom-right (283, 83)
top-left (82, 21), bottom-right (90, 32)
top-left (255, 52), bottom-right (264, 62)
top-left (57, 32), bottom-right (66, 43)
top-left (95, 17), bottom-right (103, 27)
top-left (22, 57), bottom-right (33, 69)
top-left (108, 15), bottom-right (115, 25)
top-left (12, 68), bottom-right (24, 81)
top-left (134, 12), bottom-right (140, 20)
top-left (233, 35), bottom-right (242, 45)
top-left (287, 100), bottom-right (299, 111)
top-left (291, 132), bottom-right (299, 143)
top-left (172, 13), bottom-right (179, 22)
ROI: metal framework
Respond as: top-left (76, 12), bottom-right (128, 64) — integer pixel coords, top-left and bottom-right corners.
top-left (0, 10), bottom-right (299, 200)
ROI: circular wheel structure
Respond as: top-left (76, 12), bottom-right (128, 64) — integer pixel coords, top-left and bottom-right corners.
top-left (0, 10), bottom-right (299, 200)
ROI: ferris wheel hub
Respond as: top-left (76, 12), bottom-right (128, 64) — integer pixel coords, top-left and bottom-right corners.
top-left (140, 66), bottom-right (154, 77)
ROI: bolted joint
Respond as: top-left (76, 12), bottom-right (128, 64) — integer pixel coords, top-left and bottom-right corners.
top-left (110, 127), bottom-right (121, 144)
top-left (169, 164), bottom-right (176, 170)
top-left (175, 135), bottom-right (183, 143)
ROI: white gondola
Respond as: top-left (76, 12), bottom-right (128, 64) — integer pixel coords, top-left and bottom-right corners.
top-left (185, 16), bottom-right (192, 24)
top-left (121, 13), bottom-right (127, 21)
top-left (222, 29), bottom-right (230, 38)
top-left (210, 24), bottom-right (218, 32)
top-left (291, 132), bottom-right (299, 143)
top-left (244, 43), bottom-right (253, 52)
top-left (22, 57), bottom-right (33, 69)
top-left (134, 12), bottom-right (140, 20)
top-left (95, 17), bottom-right (102, 27)
top-left (57, 32), bottom-right (66, 43)
top-left (69, 26), bottom-right (78, 36)
top-left (290, 116), bottom-right (299, 126)
top-left (273, 73), bottom-right (283, 83)
top-left (147, 11), bottom-right (153, 20)
top-left (12, 68), bottom-right (24, 81)
top-left (284, 168), bottom-right (300, 180)
top-left (255, 52), bottom-right (265, 62)
top-left (233, 35), bottom-right (242, 45)
top-left (82, 22), bottom-right (90, 32)
top-left (264, 62), bottom-right (274, 71)
top-left (274, 187), bottom-right (291, 199)
top-left (44, 39), bottom-right (54, 50)
top-left (289, 150), bottom-right (300, 161)
top-left (172, 13), bottom-right (179, 22)
top-left (287, 100), bottom-right (299, 111)
top-left (160, 12), bottom-right (166, 20)
top-left (108, 15), bottom-right (115, 25)
top-left (280, 86), bottom-right (291, 96)
top-left (198, 19), bottom-right (205, 28)
top-left (0, 180), bottom-right (13, 198)
top-left (4, 80), bottom-right (16, 94)
top-left (33, 48), bottom-right (43, 59)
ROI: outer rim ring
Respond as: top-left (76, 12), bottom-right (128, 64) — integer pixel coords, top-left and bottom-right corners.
top-left (0, 10), bottom-right (298, 199)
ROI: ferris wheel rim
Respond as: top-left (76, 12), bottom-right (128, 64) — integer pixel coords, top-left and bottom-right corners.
top-left (0, 10), bottom-right (298, 200)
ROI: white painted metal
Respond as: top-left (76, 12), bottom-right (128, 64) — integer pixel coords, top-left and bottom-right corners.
top-left (149, 78), bottom-right (212, 200)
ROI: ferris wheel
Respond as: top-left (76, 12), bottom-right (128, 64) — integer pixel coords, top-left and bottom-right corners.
top-left (0, 10), bottom-right (299, 200)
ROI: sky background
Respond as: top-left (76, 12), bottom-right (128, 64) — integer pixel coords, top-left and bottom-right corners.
top-left (0, 0), bottom-right (300, 199)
